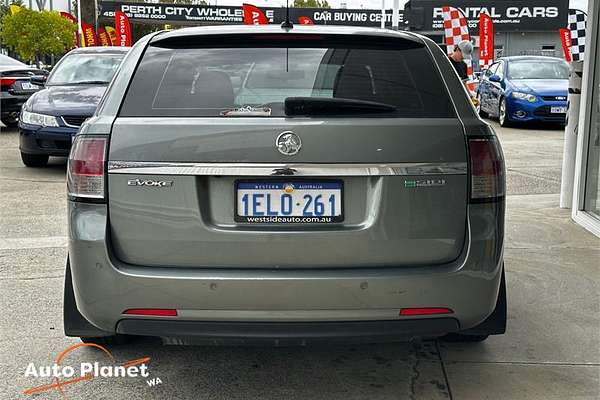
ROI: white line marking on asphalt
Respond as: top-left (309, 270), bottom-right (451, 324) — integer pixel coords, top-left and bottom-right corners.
top-left (0, 236), bottom-right (67, 250)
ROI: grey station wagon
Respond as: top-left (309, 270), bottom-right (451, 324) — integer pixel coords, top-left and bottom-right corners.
top-left (64, 25), bottom-right (506, 345)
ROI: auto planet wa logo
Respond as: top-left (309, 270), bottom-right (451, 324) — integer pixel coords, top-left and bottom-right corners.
top-left (22, 343), bottom-right (160, 397)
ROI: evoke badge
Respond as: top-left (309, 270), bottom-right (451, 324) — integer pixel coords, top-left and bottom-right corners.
top-left (276, 131), bottom-right (302, 156)
top-left (128, 179), bottom-right (173, 188)
top-left (404, 179), bottom-right (446, 188)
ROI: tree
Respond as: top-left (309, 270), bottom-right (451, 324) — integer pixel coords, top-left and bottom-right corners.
top-left (293, 0), bottom-right (330, 8)
top-left (1, 8), bottom-right (76, 63)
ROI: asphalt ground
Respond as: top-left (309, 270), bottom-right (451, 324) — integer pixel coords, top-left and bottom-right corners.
top-left (0, 120), bottom-right (598, 399)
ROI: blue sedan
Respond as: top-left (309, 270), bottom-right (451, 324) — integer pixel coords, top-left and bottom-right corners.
top-left (18, 47), bottom-right (129, 167)
top-left (477, 56), bottom-right (569, 126)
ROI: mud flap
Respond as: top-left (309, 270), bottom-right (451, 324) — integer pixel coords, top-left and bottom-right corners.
top-left (63, 257), bottom-right (113, 338)
top-left (461, 267), bottom-right (507, 336)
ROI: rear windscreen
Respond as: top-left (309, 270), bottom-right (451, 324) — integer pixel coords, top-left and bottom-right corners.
top-left (120, 36), bottom-right (455, 118)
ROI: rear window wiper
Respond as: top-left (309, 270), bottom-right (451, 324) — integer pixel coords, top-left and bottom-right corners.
top-left (69, 80), bottom-right (111, 85)
top-left (285, 97), bottom-right (397, 116)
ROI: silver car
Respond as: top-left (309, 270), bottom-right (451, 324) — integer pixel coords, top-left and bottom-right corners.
top-left (64, 25), bottom-right (506, 345)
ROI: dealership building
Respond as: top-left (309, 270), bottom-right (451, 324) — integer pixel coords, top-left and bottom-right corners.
top-left (570, 0), bottom-right (600, 237)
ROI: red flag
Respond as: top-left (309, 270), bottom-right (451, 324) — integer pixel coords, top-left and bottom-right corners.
top-left (60, 11), bottom-right (79, 47)
top-left (559, 28), bottom-right (573, 62)
top-left (298, 16), bottom-right (314, 25)
top-left (81, 23), bottom-right (97, 47)
top-left (242, 3), bottom-right (268, 25)
top-left (97, 27), bottom-right (110, 46)
top-left (60, 11), bottom-right (75, 23)
top-left (478, 13), bottom-right (494, 70)
top-left (115, 11), bottom-right (132, 46)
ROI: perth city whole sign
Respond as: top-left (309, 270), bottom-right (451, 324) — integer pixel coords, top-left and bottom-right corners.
top-left (98, 1), bottom-right (404, 27)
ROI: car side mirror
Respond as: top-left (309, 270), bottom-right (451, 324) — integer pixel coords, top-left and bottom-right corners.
top-left (489, 74), bottom-right (502, 83)
top-left (30, 75), bottom-right (47, 86)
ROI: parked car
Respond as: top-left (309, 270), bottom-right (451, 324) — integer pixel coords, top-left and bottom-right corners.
top-left (0, 54), bottom-right (47, 128)
top-left (477, 56), bottom-right (569, 126)
top-left (18, 47), bottom-right (129, 167)
top-left (64, 25), bottom-right (506, 345)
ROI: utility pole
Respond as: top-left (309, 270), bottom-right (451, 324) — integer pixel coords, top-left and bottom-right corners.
top-left (78, 0), bottom-right (96, 27)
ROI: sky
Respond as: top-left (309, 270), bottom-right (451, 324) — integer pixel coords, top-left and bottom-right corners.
top-left (14, 0), bottom-right (590, 16)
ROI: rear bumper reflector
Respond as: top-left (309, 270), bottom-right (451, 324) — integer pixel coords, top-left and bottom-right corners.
top-left (123, 308), bottom-right (178, 317)
top-left (399, 308), bottom-right (454, 316)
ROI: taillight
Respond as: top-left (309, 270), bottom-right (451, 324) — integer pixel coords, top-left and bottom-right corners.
top-left (67, 136), bottom-right (107, 200)
top-left (0, 78), bottom-right (16, 90)
top-left (468, 137), bottom-right (505, 202)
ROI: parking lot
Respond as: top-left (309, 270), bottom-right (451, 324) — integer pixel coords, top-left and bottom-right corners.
top-left (0, 121), bottom-right (598, 399)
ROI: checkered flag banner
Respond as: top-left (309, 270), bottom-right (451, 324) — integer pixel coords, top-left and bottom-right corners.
top-left (442, 6), bottom-right (473, 79)
top-left (479, 58), bottom-right (494, 70)
top-left (568, 9), bottom-right (587, 61)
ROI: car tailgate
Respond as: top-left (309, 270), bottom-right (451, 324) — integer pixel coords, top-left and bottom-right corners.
top-left (107, 117), bottom-right (468, 269)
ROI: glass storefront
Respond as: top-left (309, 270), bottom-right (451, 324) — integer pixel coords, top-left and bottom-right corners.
top-left (583, 19), bottom-right (600, 220)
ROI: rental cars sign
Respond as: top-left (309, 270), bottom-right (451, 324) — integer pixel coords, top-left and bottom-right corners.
top-left (405, 0), bottom-right (569, 33)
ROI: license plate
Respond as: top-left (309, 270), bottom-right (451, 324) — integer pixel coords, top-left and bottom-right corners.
top-left (551, 106), bottom-right (567, 114)
top-left (235, 181), bottom-right (343, 223)
top-left (21, 82), bottom-right (39, 90)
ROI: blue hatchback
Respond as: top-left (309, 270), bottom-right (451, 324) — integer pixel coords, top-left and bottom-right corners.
top-left (18, 47), bottom-right (129, 167)
top-left (477, 56), bottom-right (569, 126)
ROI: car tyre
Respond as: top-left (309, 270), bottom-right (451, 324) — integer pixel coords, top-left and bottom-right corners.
top-left (498, 97), bottom-right (511, 127)
top-left (20, 152), bottom-right (49, 167)
top-left (441, 333), bottom-right (489, 342)
top-left (1, 117), bottom-right (18, 128)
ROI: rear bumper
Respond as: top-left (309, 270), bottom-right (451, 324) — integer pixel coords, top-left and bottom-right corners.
top-left (117, 318), bottom-right (460, 344)
top-left (506, 98), bottom-right (567, 123)
top-left (68, 200), bottom-right (504, 338)
top-left (0, 94), bottom-right (29, 115)
top-left (19, 123), bottom-right (76, 156)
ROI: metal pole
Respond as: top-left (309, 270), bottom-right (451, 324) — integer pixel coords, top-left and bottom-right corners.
top-left (560, 60), bottom-right (584, 208)
top-left (381, 0), bottom-right (385, 29)
top-left (77, 0), bottom-right (83, 47)
top-left (94, 0), bottom-right (98, 32)
top-left (392, 0), bottom-right (399, 30)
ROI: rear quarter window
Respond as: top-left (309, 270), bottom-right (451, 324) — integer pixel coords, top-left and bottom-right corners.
top-left (120, 34), bottom-right (455, 118)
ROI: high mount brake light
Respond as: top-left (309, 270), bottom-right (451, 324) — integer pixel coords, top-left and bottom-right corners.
top-left (67, 137), bottom-right (107, 200)
top-left (469, 137), bottom-right (505, 202)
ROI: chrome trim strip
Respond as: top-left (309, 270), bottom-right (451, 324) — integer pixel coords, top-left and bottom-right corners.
top-left (108, 161), bottom-right (467, 176)
top-left (60, 116), bottom-right (84, 129)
